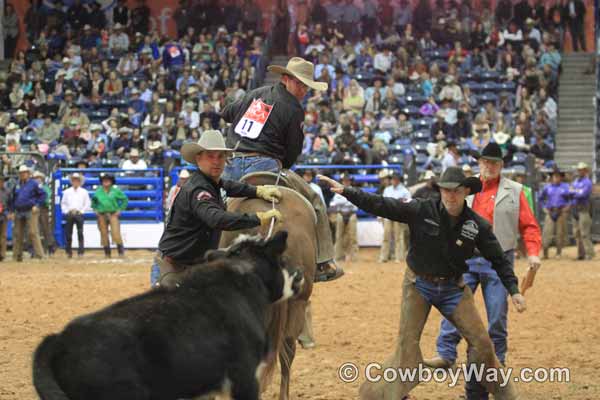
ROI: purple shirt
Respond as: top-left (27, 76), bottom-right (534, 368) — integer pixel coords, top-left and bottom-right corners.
top-left (569, 176), bottom-right (592, 206)
top-left (539, 182), bottom-right (570, 209)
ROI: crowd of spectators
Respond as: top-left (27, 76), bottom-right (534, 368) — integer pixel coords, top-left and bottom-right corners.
top-left (282, 0), bottom-right (580, 177)
top-left (0, 0), bottom-right (586, 182)
top-left (0, 0), bottom-right (268, 174)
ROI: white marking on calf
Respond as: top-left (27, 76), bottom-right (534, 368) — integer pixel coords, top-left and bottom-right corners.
top-left (230, 261), bottom-right (254, 275)
top-left (255, 360), bottom-right (267, 383)
top-left (231, 233), bottom-right (263, 246)
top-left (278, 269), bottom-right (296, 302)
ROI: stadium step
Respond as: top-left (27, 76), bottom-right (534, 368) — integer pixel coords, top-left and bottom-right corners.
top-left (555, 53), bottom-right (595, 171)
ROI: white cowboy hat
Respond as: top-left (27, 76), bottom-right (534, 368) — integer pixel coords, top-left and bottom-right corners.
top-left (15, 109), bottom-right (27, 116)
top-left (179, 169), bottom-right (191, 179)
top-left (462, 164), bottom-right (472, 172)
top-left (18, 165), bottom-right (31, 173)
top-left (6, 122), bottom-right (19, 132)
top-left (148, 141), bottom-right (163, 151)
top-left (130, 148), bottom-right (140, 157)
top-left (576, 162), bottom-right (589, 170)
top-left (114, 23), bottom-right (123, 30)
top-left (70, 172), bottom-right (84, 182)
top-left (267, 57), bottom-right (328, 91)
top-left (33, 170), bottom-right (45, 179)
top-left (493, 131), bottom-right (511, 145)
top-left (181, 130), bottom-right (234, 164)
top-left (423, 170), bottom-right (436, 180)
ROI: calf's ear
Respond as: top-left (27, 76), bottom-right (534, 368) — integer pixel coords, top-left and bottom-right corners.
top-left (264, 230), bottom-right (288, 259)
top-left (205, 249), bottom-right (227, 262)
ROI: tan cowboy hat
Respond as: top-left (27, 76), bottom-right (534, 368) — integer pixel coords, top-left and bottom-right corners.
top-left (18, 165), bottom-right (31, 173)
top-left (576, 162), bottom-right (589, 170)
top-left (267, 57), bottom-right (328, 91)
top-left (181, 130), bottom-right (234, 164)
top-left (148, 141), bottom-right (163, 151)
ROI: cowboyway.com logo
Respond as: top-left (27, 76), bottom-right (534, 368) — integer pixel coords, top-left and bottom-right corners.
top-left (461, 220), bottom-right (479, 240)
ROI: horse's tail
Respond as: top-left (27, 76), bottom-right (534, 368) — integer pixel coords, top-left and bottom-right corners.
top-left (33, 334), bottom-right (70, 400)
top-left (260, 301), bottom-right (288, 391)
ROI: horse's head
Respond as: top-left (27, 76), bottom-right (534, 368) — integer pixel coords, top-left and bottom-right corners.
top-left (206, 231), bottom-right (304, 303)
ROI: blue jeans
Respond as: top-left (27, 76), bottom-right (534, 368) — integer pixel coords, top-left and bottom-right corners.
top-left (436, 251), bottom-right (514, 364)
top-left (223, 156), bottom-right (280, 181)
top-left (414, 277), bottom-right (465, 318)
top-left (150, 261), bottom-right (161, 287)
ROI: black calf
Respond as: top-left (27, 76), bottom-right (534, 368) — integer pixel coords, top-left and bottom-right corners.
top-left (33, 231), bottom-right (303, 400)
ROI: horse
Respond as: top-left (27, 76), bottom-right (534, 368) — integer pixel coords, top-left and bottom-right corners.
top-left (220, 171), bottom-right (318, 400)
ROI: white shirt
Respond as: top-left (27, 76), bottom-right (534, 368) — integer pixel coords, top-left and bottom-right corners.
top-left (383, 183), bottom-right (411, 200)
top-left (441, 152), bottom-right (458, 172)
top-left (122, 159), bottom-right (148, 170)
top-left (61, 186), bottom-right (91, 214)
top-left (179, 110), bottom-right (200, 129)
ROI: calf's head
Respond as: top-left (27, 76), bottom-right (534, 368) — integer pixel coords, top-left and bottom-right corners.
top-left (207, 231), bottom-right (304, 302)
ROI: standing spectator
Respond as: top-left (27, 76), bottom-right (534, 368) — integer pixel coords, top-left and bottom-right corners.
top-left (393, 0), bottom-right (412, 35)
top-left (92, 174), bottom-right (128, 258)
top-left (25, 0), bottom-right (46, 45)
top-left (565, 0), bottom-right (586, 51)
top-left (361, 0), bottom-right (377, 38)
top-left (87, 2), bottom-right (107, 31)
top-left (0, 176), bottom-right (10, 261)
top-left (165, 169), bottom-right (190, 213)
top-left (3, 3), bottom-right (19, 60)
top-left (513, 0), bottom-right (532, 29)
top-left (67, 0), bottom-right (86, 32)
top-left (379, 172), bottom-right (411, 263)
top-left (61, 173), bottom-right (91, 258)
top-left (341, 0), bottom-right (361, 43)
top-left (33, 171), bottom-right (56, 255)
top-left (113, 0), bottom-right (130, 27)
top-left (539, 168), bottom-right (570, 259)
top-left (131, 0), bottom-right (151, 36)
top-left (569, 162), bottom-right (594, 260)
top-left (495, 0), bottom-right (513, 28)
top-left (329, 173), bottom-right (359, 263)
top-left (9, 165), bottom-right (46, 262)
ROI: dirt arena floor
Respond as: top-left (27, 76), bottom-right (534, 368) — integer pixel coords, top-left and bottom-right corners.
top-left (1, 245), bottom-right (599, 400)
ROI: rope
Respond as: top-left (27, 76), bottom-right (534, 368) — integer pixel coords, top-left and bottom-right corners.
top-left (266, 170), bottom-right (282, 239)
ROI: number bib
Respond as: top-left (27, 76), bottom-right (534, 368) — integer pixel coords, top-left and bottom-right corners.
top-left (234, 99), bottom-right (274, 139)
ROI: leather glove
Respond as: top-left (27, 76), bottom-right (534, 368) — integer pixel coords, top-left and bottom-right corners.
top-left (256, 186), bottom-right (282, 203)
top-left (256, 209), bottom-right (283, 226)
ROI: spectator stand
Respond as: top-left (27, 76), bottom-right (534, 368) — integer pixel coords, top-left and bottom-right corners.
top-left (52, 168), bottom-right (164, 249)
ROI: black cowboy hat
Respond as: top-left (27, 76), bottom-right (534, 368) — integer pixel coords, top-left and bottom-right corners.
top-left (100, 173), bottom-right (116, 183)
top-left (436, 166), bottom-right (482, 194)
top-left (550, 167), bottom-right (564, 177)
top-left (478, 142), bottom-right (503, 162)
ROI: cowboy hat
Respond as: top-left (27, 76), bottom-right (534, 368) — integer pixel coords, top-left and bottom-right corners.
top-left (576, 162), bottom-right (589, 170)
top-left (100, 173), bottom-right (116, 183)
top-left (6, 122), bottom-right (19, 132)
top-left (130, 148), bottom-right (140, 157)
top-left (493, 131), bottom-right (511, 145)
top-left (15, 109), bottom-right (27, 116)
top-left (33, 170), bottom-right (45, 179)
top-left (479, 142), bottom-right (503, 162)
top-left (181, 130), bottom-right (234, 164)
top-left (179, 169), bottom-right (191, 179)
top-left (18, 165), bottom-right (31, 173)
top-left (437, 166), bottom-right (482, 194)
top-left (267, 57), bottom-right (328, 91)
top-left (148, 141), bottom-right (163, 151)
top-left (70, 172), bottom-right (84, 182)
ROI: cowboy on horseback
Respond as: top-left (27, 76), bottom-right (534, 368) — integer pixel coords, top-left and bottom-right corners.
top-left (221, 57), bottom-right (342, 282)
top-left (154, 129), bottom-right (284, 288)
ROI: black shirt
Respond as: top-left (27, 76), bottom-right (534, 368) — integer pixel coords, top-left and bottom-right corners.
top-left (158, 170), bottom-right (260, 262)
top-left (222, 83), bottom-right (304, 169)
top-left (342, 188), bottom-right (519, 295)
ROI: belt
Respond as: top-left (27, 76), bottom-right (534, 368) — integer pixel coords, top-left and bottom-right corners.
top-left (157, 251), bottom-right (203, 267)
top-left (417, 273), bottom-right (460, 284)
top-left (230, 152), bottom-right (283, 168)
top-left (231, 152), bottom-right (266, 158)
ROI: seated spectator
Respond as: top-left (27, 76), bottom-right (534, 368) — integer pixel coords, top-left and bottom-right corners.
top-left (430, 109), bottom-right (451, 142)
top-left (112, 127), bottom-right (131, 156)
top-left (378, 108), bottom-right (398, 132)
top-left (511, 124), bottom-right (529, 151)
top-left (109, 23), bottom-right (130, 56)
top-left (343, 79), bottom-right (365, 115)
top-left (539, 41), bottom-right (561, 73)
top-left (467, 113), bottom-right (492, 151)
top-left (121, 148), bottom-right (147, 170)
top-left (37, 112), bottom-right (61, 144)
top-left (103, 71), bottom-right (124, 98)
top-left (530, 134), bottom-right (553, 162)
top-left (395, 110), bottom-right (413, 139)
top-left (117, 50), bottom-right (139, 76)
top-left (312, 124), bottom-right (335, 155)
top-left (373, 45), bottom-right (393, 74)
